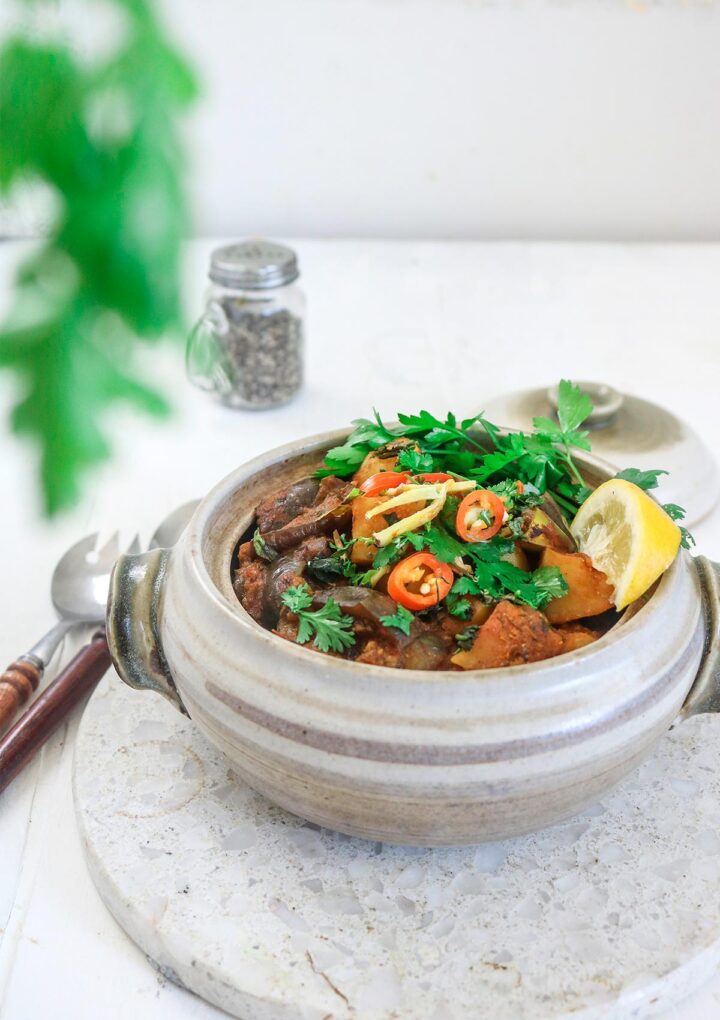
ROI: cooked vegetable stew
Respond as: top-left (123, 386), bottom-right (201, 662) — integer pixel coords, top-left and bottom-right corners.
top-left (233, 381), bottom-right (690, 670)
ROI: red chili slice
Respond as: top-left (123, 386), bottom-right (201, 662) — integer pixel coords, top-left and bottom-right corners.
top-left (415, 472), bottom-right (454, 484)
top-left (456, 489), bottom-right (505, 542)
top-left (359, 472), bottom-right (410, 496)
top-left (387, 552), bottom-right (454, 611)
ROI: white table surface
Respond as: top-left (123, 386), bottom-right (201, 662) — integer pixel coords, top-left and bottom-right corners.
top-left (1, 238), bottom-right (719, 1020)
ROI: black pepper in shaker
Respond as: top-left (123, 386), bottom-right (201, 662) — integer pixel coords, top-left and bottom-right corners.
top-left (186, 240), bottom-right (305, 409)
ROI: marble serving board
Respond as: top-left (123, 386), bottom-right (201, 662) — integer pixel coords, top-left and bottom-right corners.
top-left (73, 672), bottom-right (720, 1020)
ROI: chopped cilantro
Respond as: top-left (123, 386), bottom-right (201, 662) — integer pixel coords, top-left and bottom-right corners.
top-left (252, 529), bottom-right (278, 562)
top-left (680, 527), bottom-right (695, 550)
top-left (280, 584), bottom-right (356, 653)
top-left (661, 502), bottom-right (686, 521)
top-left (448, 541), bottom-right (568, 611)
top-left (455, 625), bottom-right (480, 650)
top-left (447, 597), bottom-right (472, 619)
top-left (371, 532), bottom-right (425, 570)
top-left (420, 524), bottom-right (467, 563)
top-left (379, 604), bottom-right (415, 636)
top-left (397, 447), bottom-right (435, 474)
top-left (306, 533), bottom-right (363, 583)
top-left (530, 566), bottom-right (570, 602)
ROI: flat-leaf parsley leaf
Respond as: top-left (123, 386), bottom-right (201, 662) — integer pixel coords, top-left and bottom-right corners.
top-left (280, 584), bottom-right (356, 653)
top-left (379, 604), bottom-right (415, 636)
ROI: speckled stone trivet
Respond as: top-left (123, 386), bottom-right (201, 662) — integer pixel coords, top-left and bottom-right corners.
top-left (73, 672), bottom-right (720, 1020)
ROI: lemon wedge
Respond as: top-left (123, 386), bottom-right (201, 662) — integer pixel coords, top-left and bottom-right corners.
top-left (570, 478), bottom-right (682, 610)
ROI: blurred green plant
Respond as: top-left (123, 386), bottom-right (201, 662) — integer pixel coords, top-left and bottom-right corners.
top-left (0, 0), bottom-right (197, 515)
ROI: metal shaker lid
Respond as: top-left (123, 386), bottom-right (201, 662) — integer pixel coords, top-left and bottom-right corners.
top-left (482, 382), bottom-right (719, 528)
top-left (209, 240), bottom-right (299, 290)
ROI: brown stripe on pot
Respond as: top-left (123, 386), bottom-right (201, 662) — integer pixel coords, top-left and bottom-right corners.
top-left (205, 622), bottom-right (703, 766)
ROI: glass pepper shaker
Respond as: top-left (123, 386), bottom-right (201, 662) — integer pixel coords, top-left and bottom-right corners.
top-left (186, 240), bottom-right (305, 409)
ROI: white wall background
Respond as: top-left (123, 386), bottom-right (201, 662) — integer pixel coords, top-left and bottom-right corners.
top-left (4, 0), bottom-right (720, 240)
top-left (164, 0), bottom-right (720, 240)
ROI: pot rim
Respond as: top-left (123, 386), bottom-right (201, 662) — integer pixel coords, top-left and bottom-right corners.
top-left (182, 424), bottom-right (687, 685)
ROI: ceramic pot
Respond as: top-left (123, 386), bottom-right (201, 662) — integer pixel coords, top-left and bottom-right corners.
top-left (107, 429), bottom-right (720, 846)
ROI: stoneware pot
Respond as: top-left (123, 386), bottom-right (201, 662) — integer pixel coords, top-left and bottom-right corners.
top-left (107, 428), bottom-right (720, 847)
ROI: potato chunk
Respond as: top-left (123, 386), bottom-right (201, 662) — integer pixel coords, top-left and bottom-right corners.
top-left (502, 543), bottom-right (530, 571)
top-left (556, 622), bottom-right (600, 653)
top-left (352, 439), bottom-right (417, 486)
top-left (517, 505), bottom-right (575, 553)
top-left (350, 495), bottom-right (388, 565)
top-left (452, 600), bottom-right (563, 670)
top-left (541, 548), bottom-right (614, 624)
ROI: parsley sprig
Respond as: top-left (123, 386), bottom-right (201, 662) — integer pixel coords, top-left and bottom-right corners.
top-left (280, 584), bottom-right (356, 653)
top-left (379, 604), bottom-right (415, 636)
top-left (446, 538), bottom-right (569, 612)
top-left (367, 521), bottom-right (570, 613)
top-left (318, 381), bottom-right (596, 519)
top-left (616, 468), bottom-right (695, 549)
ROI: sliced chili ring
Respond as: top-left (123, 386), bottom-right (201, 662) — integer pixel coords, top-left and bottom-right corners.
top-left (387, 552), bottom-right (454, 611)
top-left (456, 489), bottom-right (505, 542)
top-left (415, 472), bottom-right (453, 484)
top-left (359, 471), bottom-right (410, 496)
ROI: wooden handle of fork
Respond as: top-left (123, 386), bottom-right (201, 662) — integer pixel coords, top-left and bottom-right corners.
top-left (0, 632), bottom-right (111, 794)
top-left (0, 659), bottom-right (43, 735)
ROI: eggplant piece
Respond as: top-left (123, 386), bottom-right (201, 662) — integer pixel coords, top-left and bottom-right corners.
top-left (256, 477), bottom-right (321, 533)
top-left (517, 496), bottom-right (576, 553)
top-left (312, 587), bottom-right (422, 649)
top-left (260, 497), bottom-right (352, 552)
top-left (400, 632), bottom-right (452, 670)
top-left (261, 536), bottom-right (330, 627)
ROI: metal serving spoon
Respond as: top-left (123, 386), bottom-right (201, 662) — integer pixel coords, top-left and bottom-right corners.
top-left (0, 532), bottom-right (141, 734)
top-left (0, 502), bottom-right (199, 792)
top-left (149, 500), bottom-right (200, 550)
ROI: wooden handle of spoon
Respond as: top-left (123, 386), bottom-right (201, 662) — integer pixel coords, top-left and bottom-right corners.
top-left (0, 659), bottom-right (43, 734)
top-left (0, 632), bottom-right (111, 795)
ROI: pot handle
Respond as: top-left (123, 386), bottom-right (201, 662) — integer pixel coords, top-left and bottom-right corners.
top-left (106, 549), bottom-right (188, 715)
top-left (679, 557), bottom-right (720, 718)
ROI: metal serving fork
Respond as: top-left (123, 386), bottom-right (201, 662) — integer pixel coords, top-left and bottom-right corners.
top-left (0, 532), bottom-right (140, 734)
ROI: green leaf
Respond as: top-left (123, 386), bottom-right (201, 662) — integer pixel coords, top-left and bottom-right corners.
top-left (306, 540), bottom-right (362, 583)
top-left (661, 502), bottom-right (686, 522)
top-left (455, 625), bottom-right (480, 650)
top-left (0, 5), bottom-right (196, 515)
top-left (556, 379), bottom-right (594, 434)
top-left (447, 597), bottom-right (472, 619)
top-left (280, 584), bottom-right (356, 653)
top-left (397, 447), bottom-right (435, 474)
top-left (420, 524), bottom-right (467, 563)
top-left (616, 468), bottom-right (667, 491)
top-left (379, 604), bottom-right (415, 636)
top-left (371, 532), bottom-right (424, 570)
top-left (448, 538), bottom-right (568, 610)
top-left (280, 583), bottom-right (314, 613)
top-left (530, 566), bottom-right (569, 602)
top-left (252, 529), bottom-right (278, 562)
top-left (680, 526), bottom-right (696, 550)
